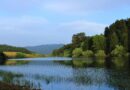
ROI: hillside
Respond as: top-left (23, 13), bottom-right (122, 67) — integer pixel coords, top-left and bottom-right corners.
top-left (0, 45), bottom-right (31, 54)
top-left (25, 44), bottom-right (64, 54)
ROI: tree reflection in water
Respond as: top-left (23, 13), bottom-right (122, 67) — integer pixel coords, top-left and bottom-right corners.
top-left (0, 57), bottom-right (130, 90)
top-left (59, 57), bottom-right (130, 90)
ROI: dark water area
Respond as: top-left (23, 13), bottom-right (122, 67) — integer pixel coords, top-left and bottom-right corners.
top-left (0, 57), bottom-right (130, 90)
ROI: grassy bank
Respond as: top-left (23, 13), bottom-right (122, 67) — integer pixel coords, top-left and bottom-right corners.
top-left (4, 52), bottom-right (44, 59)
top-left (2, 52), bottom-right (44, 65)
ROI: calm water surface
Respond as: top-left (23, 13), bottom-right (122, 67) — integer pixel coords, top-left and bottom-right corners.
top-left (0, 57), bottom-right (130, 90)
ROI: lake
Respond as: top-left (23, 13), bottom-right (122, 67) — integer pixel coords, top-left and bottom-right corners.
top-left (0, 57), bottom-right (130, 90)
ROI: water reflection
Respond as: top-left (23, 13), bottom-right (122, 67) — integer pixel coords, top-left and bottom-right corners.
top-left (0, 57), bottom-right (130, 90)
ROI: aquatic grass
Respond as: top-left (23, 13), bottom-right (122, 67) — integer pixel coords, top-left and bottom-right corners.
top-left (0, 70), bottom-right (23, 83)
top-left (0, 70), bottom-right (41, 90)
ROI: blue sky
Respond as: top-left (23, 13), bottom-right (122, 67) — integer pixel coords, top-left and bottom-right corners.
top-left (0, 0), bottom-right (130, 46)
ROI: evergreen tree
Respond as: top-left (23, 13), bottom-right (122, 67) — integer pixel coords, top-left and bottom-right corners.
top-left (104, 27), bottom-right (111, 54)
top-left (92, 35), bottom-right (106, 52)
top-left (110, 32), bottom-right (119, 51)
top-left (72, 32), bottom-right (87, 48)
top-left (126, 19), bottom-right (130, 53)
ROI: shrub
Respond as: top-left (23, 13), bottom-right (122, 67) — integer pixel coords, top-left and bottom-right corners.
top-left (64, 50), bottom-right (71, 57)
top-left (111, 45), bottom-right (126, 57)
top-left (95, 50), bottom-right (106, 58)
top-left (0, 52), bottom-right (7, 64)
top-left (72, 48), bottom-right (83, 57)
top-left (82, 50), bottom-right (94, 57)
top-left (16, 52), bottom-right (26, 58)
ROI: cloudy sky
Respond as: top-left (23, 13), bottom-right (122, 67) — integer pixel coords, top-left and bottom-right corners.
top-left (0, 0), bottom-right (130, 46)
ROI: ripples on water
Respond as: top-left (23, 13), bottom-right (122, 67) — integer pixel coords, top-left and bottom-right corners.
top-left (0, 57), bottom-right (130, 90)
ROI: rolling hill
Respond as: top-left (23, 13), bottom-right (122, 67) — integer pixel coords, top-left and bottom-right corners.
top-left (0, 44), bottom-right (32, 53)
top-left (25, 44), bottom-right (64, 54)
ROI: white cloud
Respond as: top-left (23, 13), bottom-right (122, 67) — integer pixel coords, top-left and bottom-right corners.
top-left (0, 16), bottom-right (48, 32)
top-left (60, 20), bottom-right (107, 35)
top-left (0, 0), bottom-right (129, 46)
top-left (0, 16), bottom-right (107, 46)
top-left (0, 16), bottom-right (49, 46)
top-left (0, 0), bottom-right (130, 15)
top-left (42, 0), bottom-right (130, 14)
top-left (43, 1), bottom-right (80, 13)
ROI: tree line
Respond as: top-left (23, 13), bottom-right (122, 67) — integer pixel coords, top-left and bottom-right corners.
top-left (53, 18), bottom-right (130, 57)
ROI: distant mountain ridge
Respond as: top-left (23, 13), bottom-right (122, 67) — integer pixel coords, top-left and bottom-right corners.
top-left (25, 44), bottom-right (64, 54)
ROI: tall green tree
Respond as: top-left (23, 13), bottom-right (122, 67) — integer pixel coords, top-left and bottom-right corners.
top-left (110, 32), bottom-right (119, 51)
top-left (126, 19), bottom-right (130, 53)
top-left (114, 20), bottom-right (127, 44)
top-left (72, 32), bottom-right (87, 48)
top-left (92, 35), bottom-right (106, 52)
top-left (105, 19), bottom-right (128, 54)
top-left (105, 27), bottom-right (111, 54)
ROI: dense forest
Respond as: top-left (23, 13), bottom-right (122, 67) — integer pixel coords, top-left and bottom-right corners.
top-left (0, 45), bottom-right (32, 54)
top-left (53, 18), bottom-right (130, 57)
